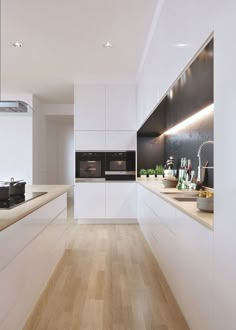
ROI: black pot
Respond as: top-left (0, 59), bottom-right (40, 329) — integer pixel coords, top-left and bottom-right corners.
top-left (0, 183), bottom-right (11, 201)
top-left (9, 180), bottom-right (26, 196)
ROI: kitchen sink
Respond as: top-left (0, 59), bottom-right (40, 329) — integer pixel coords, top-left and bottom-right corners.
top-left (173, 197), bottom-right (197, 202)
top-left (161, 192), bottom-right (179, 195)
top-left (161, 191), bottom-right (198, 197)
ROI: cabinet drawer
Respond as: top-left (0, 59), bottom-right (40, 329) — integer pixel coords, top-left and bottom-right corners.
top-left (0, 193), bottom-right (67, 271)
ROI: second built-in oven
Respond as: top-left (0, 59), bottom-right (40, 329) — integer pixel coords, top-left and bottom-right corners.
top-left (75, 152), bottom-right (105, 181)
top-left (105, 151), bottom-right (136, 181)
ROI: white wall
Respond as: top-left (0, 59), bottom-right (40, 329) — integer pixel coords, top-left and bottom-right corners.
top-left (44, 104), bottom-right (74, 115)
top-left (32, 102), bottom-right (74, 185)
top-left (0, 115), bottom-right (32, 183)
top-left (46, 115), bottom-right (74, 189)
top-left (0, 93), bottom-right (33, 183)
top-left (32, 96), bottom-right (47, 184)
top-left (138, 0), bottom-right (236, 329)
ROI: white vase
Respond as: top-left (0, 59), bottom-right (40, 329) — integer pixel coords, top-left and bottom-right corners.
top-left (149, 175), bottom-right (155, 180)
top-left (140, 175), bottom-right (147, 180)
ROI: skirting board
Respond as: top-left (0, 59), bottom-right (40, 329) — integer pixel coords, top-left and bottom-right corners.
top-left (76, 218), bottom-right (138, 224)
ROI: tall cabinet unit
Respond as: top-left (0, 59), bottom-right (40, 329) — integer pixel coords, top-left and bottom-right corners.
top-left (74, 84), bottom-right (137, 222)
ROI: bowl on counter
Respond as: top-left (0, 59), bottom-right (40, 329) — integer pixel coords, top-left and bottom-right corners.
top-left (162, 178), bottom-right (178, 188)
top-left (197, 196), bottom-right (214, 213)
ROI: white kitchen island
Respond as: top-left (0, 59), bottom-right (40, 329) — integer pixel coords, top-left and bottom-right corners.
top-left (0, 185), bottom-right (71, 330)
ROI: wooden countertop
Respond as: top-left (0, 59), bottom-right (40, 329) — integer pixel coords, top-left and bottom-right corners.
top-left (138, 180), bottom-right (213, 230)
top-left (0, 185), bottom-right (71, 232)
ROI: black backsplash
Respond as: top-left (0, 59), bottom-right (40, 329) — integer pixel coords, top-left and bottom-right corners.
top-left (137, 135), bottom-right (165, 171)
top-left (137, 37), bottom-right (214, 187)
top-left (164, 111), bottom-right (214, 187)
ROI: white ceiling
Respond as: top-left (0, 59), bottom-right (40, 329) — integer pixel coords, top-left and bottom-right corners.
top-left (1, 0), bottom-right (157, 103)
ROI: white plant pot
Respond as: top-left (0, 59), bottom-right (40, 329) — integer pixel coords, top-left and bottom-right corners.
top-left (157, 175), bottom-right (163, 180)
top-left (149, 175), bottom-right (155, 180)
top-left (140, 175), bottom-right (147, 180)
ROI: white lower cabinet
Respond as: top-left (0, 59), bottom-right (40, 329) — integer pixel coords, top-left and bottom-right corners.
top-left (0, 194), bottom-right (68, 330)
top-left (137, 184), bottom-right (213, 330)
top-left (106, 182), bottom-right (137, 219)
top-left (74, 183), bottom-right (106, 219)
top-left (74, 182), bottom-right (137, 221)
top-left (174, 209), bottom-right (213, 330)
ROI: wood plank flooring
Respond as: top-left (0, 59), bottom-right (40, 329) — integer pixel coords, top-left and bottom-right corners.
top-left (24, 224), bottom-right (188, 330)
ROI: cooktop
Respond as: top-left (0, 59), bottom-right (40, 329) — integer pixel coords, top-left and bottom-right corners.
top-left (0, 192), bottom-right (47, 209)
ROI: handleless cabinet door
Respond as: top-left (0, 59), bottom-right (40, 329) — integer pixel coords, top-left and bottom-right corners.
top-left (75, 85), bottom-right (106, 130)
top-left (106, 131), bottom-right (136, 151)
top-left (106, 85), bottom-right (137, 130)
top-left (75, 131), bottom-right (106, 151)
top-left (106, 182), bottom-right (137, 219)
top-left (74, 183), bottom-right (106, 219)
top-left (174, 209), bottom-right (213, 330)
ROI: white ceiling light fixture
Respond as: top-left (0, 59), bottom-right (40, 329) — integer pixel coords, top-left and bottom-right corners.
top-left (175, 43), bottom-right (188, 47)
top-left (103, 41), bottom-right (113, 48)
top-left (164, 103), bottom-right (214, 135)
top-left (12, 41), bottom-right (23, 48)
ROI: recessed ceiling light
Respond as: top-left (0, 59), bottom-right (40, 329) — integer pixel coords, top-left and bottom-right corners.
top-left (175, 43), bottom-right (188, 47)
top-left (103, 42), bottom-right (113, 48)
top-left (12, 41), bottom-right (23, 48)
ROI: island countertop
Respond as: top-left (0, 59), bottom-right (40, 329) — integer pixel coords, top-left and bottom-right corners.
top-left (138, 180), bottom-right (213, 230)
top-left (0, 185), bottom-right (71, 231)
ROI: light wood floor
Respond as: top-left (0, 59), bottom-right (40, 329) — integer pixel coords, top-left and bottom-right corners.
top-left (24, 223), bottom-right (188, 330)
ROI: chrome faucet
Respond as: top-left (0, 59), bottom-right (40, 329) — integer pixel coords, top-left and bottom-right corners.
top-left (197, 140), bottom-right (214, 182)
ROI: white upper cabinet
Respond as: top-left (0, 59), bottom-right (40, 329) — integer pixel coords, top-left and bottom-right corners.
top-left (75, 131), bottom-right (106, 151)
top-left (106, 85), bottom-right (137, 130)
top-left (75, 85), bottom-right (106, 130)
top-left (106, 131), bottom-right (136, 151)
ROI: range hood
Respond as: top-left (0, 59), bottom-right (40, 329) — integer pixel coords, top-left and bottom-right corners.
top-left (0, 101), bottom-right (32, 113)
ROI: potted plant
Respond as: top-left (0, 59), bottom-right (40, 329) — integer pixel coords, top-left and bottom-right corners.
top-left (155, 165), bottom-right (164, 180)
top-left (139, 169), bottom-right (147, 180)
top-left (148, 169), bottom-right (155, 180)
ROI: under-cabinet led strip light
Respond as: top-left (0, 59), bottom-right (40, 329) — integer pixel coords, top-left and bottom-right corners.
top-left (164, 103), bottom-right (214, 135)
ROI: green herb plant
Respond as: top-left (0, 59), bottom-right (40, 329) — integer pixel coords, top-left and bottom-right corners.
top-left (155, 165), bottom-right (164, 176)
top-left (147, 169), bottom-right (155, 176)
top-left (139, 169), bottom-right (147, 176)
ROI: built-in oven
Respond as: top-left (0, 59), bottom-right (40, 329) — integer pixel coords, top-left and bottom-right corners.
top-left (105, 151), bottom-right (136, 181)
top-left (75, 152), bottom-right (105, 181)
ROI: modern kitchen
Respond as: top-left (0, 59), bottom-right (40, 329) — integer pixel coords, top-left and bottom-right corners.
top-left (0, 1), bottom-right (235, 329)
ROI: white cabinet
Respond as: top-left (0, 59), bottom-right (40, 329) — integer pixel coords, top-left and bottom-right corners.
top-left (106, 85), bottom-right (136, 130)
top-left (74, 182), bottom-right (137, 222)
top-left (74, 85), bottom-right (106, 130)
top-left (174, 209), bottom-right (213, 330)
top-left (106, 182), bottom-right (137, 219)
top-left (106, 131), bottom-right (136, 150)
top-left (137, 184), bottom-right (214, 330)
top-left (0, 193), bottom-right (67, 330)
top-left (74, 85), bottom-right (137, 151)
top-left (74, 183), bottom-right (106, 219)
top-left (75, 131), bottom-right (106, 151)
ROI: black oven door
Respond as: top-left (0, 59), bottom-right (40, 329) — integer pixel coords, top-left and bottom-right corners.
top-left (75, 152), bottom-right (105, 181)
top-left (105, 151), bottom-right (136, 181)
